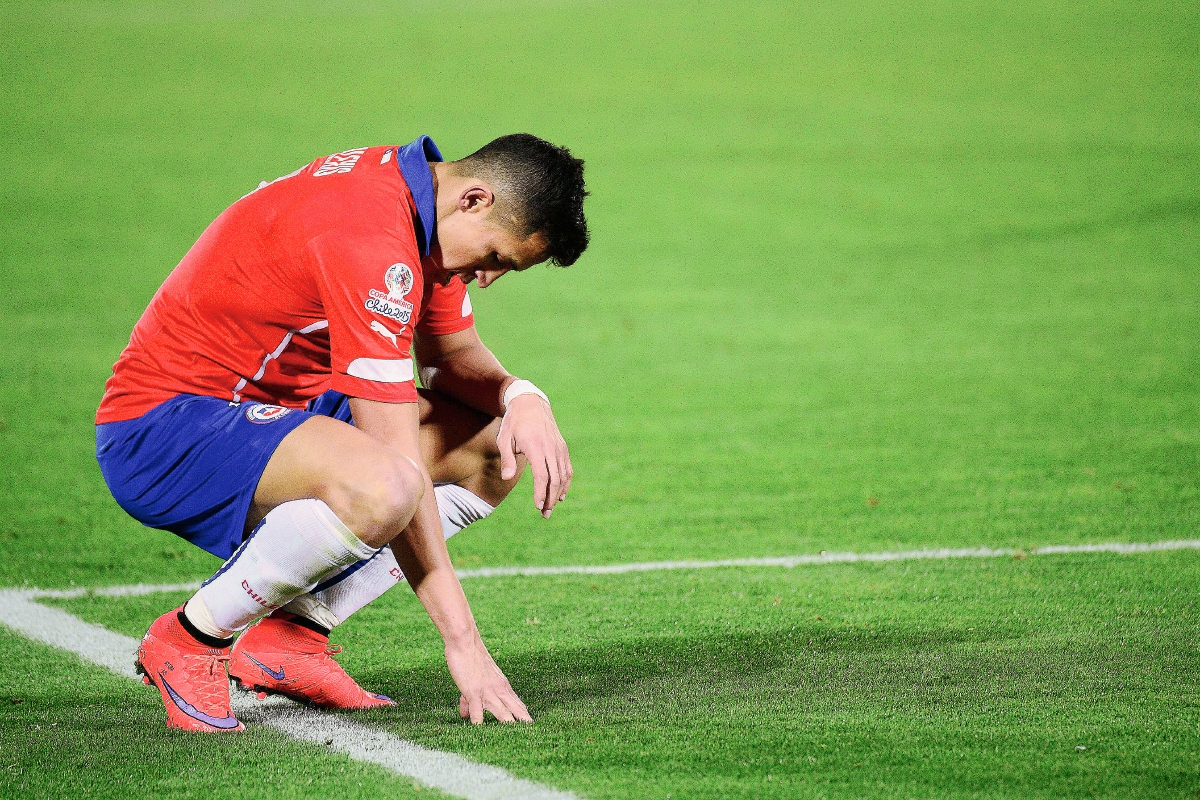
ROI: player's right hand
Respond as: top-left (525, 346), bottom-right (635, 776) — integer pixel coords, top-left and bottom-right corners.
top-left (497, 393), bottom-right (573, 518)
top-left (445, 631), bottom-right (532, 724)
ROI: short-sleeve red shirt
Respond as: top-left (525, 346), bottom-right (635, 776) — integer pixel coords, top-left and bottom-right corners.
top-left (96, 142), bottom-right (473, 424)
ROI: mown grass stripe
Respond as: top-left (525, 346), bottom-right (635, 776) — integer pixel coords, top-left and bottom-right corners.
top-left (19, 539), bottom-right (1200, 599)
top-left (0, 589), bottom-right (579, 800)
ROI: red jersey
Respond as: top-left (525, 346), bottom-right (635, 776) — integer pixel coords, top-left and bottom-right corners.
top-left (97, 140), bottom-right (473, 424)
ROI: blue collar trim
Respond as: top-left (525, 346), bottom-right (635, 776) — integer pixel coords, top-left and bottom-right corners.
top-left (395, 135), bottom-right (443, 256)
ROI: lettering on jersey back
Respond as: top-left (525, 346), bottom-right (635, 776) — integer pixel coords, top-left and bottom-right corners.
top-left (313, 148), bottom-right (368, 177)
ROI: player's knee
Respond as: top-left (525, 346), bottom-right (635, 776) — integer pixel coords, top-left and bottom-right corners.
top-left (474, 415), bottom-right (524, 503)
top-left (374, 455), bottom-right (425, 527)
top-left (334, 455), bottom-right (425, 548)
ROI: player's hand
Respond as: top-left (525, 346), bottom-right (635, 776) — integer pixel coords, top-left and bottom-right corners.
top-left (445, 631), bottom-right (532, 724)
top-left (497, 393), bottom-right (573, 518)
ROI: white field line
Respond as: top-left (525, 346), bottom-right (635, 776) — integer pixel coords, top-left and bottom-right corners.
top-left (452, 539), bottom-right (1200, 578)
top-left (0, 589), bottom-right (579, 800)
top-left (24, 538), bottom-right (1200, 600)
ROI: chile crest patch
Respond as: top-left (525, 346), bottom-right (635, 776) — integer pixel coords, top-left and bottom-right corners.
top-left (245, 404), bottom-right (293, 425)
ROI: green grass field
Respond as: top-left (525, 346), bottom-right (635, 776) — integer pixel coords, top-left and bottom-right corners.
top-left (1, 0), bottom-right (1197, 797)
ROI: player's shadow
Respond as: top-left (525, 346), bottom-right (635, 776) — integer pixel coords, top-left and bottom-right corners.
top-left (359, 621), bottom-right (1078, 726)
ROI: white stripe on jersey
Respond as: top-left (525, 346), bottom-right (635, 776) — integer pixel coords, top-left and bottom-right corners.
top-left (231, 320), bottom-right (329, 403)
top-left (346, 357), bottom-right (414, 383)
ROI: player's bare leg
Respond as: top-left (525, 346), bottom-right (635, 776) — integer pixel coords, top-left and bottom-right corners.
top-left (416, 388), bottom-right (526, 505)
top-left (228, 390), bottom-right (525, 709)
top-left (244, 417), bottom-right (426, 545)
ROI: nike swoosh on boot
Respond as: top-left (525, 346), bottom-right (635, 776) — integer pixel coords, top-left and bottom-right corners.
top-left (161, 674), bottom-right (242, 729)
top-left (244, 654), bottom-right (287, 681)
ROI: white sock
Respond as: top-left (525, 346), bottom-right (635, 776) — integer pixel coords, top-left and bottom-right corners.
top-left (279, 592), bottom-right (343, 633)
top-left (435, 483), bottom-right (495, 540)
top-left (281, 485), bottom-right (495, 628)
top-left (191, 499), bottom-right (376, 635)
top-left (282, 546), bottom-right (404, 628)
top-left (181, 593), bottom-right (228, 641)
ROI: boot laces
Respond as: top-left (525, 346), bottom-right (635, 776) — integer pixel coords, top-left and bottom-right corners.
top-left (189, 653), bottom-right (233, 709)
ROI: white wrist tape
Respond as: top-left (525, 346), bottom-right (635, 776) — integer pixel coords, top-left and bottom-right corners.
top-left (502, 379), bottom-right (549, 411)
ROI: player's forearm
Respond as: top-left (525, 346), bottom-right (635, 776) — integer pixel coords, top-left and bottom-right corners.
top-left (418, 338), bottom-right (514, 418)
top-left (348, 396), bottom-right (478, 644)
top-left (389, 473), bottom-right (477, 645)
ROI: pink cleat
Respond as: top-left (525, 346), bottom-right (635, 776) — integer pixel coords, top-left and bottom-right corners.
top-left (135, 605), bottom-right (245, 733)
top-left (229, 613), bottom-right (395, 710)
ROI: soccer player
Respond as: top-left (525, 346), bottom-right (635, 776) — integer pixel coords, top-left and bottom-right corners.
top-left (94, 133), bottom-right (588, 732)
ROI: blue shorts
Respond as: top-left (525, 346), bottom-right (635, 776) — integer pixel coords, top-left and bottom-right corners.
top-left (306, 389), bottom-right (354, 424)
top-left (96, 394), bottom-right (326, 559)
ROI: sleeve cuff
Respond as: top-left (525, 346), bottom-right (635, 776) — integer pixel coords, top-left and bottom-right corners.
top-left (415, 314), bottom-right (475, 336)
top-left (330, 372), bottom-right (418, 403)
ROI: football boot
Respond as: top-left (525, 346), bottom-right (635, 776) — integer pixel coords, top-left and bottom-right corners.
top-left (134, 605), bottom-right (245, 733)
top-left (229, 613), bottom-right (395, 710)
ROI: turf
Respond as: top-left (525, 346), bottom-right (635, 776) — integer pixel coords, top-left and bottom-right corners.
top-left (44, 552), bottom-right (1200, 798)
top-left (1, 0), bottom-right (1198, 796)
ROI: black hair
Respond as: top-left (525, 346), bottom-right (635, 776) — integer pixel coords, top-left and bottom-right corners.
top-left (453, 134), bottom-right (590, 267)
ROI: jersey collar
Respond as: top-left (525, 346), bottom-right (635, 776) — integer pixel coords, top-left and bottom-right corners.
top-left (395, 135), bottom-right (443, 257)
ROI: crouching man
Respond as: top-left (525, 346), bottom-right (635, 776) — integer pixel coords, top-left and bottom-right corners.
top-left (94, 134), bottom-right (587, 731)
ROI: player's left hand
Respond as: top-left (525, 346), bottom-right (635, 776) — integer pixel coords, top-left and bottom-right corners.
top-left (497, 393), bottom-right (572, 518)
top-left (446, 631), bottom-right (533, 724)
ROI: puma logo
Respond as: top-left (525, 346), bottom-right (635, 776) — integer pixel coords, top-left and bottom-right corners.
top-left (370, 320), bottom-right (399, 347)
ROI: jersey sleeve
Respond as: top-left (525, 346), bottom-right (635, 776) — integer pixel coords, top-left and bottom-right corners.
top-left (416, 275), bottom-right (475, 336)
top-left (305, 229), bottom-right (423, 403)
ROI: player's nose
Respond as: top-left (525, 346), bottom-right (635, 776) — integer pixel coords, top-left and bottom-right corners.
top-left (475, 269), bottom-right (510, 289)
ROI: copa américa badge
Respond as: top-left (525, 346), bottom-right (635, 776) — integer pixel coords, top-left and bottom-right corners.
top-left (365, 263), bottom-right (415, 325)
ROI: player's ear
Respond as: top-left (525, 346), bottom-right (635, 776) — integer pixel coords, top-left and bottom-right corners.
top-left (459, 185), bottom-right (496, 214)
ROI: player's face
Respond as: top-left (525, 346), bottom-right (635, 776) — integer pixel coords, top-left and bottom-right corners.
top-left (428, 190), bottom-right (550, 289)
